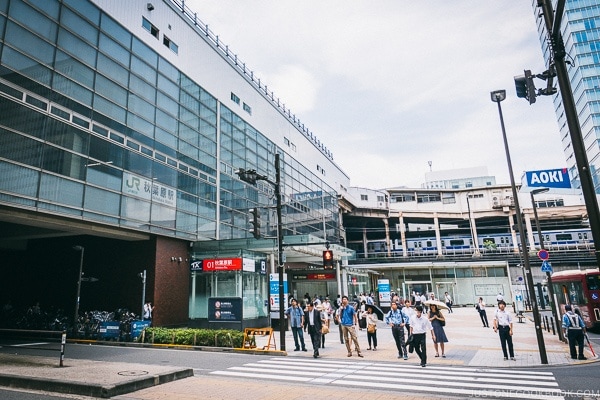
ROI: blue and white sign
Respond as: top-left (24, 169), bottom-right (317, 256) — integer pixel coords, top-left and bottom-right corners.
top-left (541, 260), bottom-right (553, 273)
top-left (526, 168), bottom-right (571, 188)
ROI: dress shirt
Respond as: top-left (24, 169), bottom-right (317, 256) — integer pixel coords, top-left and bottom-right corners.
top-left (385, 308), bottom-right (405, 325)
top-left (409, 314), bottom-right (432, 334)
top-left (494, 309), bottom-right (512, 327)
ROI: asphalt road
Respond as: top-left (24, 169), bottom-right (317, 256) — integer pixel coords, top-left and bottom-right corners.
top-left (1, 342), bottom-right (599, 400)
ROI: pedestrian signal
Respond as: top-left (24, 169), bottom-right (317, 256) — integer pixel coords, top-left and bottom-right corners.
top-left (323, 250), bottom-right (334, 269)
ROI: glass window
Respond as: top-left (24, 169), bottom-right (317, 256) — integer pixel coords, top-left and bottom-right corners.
top-left (84, 186), bottom-right (120, 215)
top-left (100, 14), bottom-right (131, 48)
top-left (62, 0), bottom-right (100, 26)
top-left (121, 196), bottom-right (150, 223)
top-left (156, 91), bottom-right (178, 116)
top-left (28, 0), bottom-right (60, 19)
top-left (55, 50), bottom-right (95, 88)
top-left (0, 128), bottom-right (42, 167)
top-left (97, 53), bottom-right (129, 87)
top-left (126, 152), bottom-right (153, 179)
top-left (156, 108), bottom-right (177, 132)
top-left (158, 57), bottom-right (179, 83)
top-left (5, 22), bottom-right (54, 66)
top-left (93, 94), bottom-right (126, 124)
top-left (131, 55), bottom-right (156, 84)
top-left (86, 162), bottom-right (122, 191)
top-left (0, 162), bottom-right (39, 197)
top-left (141, 17), bottom-right (159, 39)
top-left (151, 203), bottom-right (176, 229)
top-left (61, 7), bottom-right (97, 45)
top-left (10, 1), bottom-right (57, 43)
top-left (52, 74), bottom-right (93, 105)
top-left (132, 37), bottom-right (157, 67)
top-left (127, 112), bottom-right (154, 137)
top-left (155, 126), bottom-right (177, 148)
top-left (95, 74), bottom-right (127, 107)
top-left (128, 93), bottom-right (155, 120)
top-left (157, 73), bottom-right (179, 100)
top-left (99, 33), bottom-right (129, 67)
top-left (130, 74), bottom-right (156, 102)
top-left (88, 135), bottom-right (124, 168)
top-left (58, 28), bottom-right (96, 67)
top-left (41, 145), bottom-right (85, 179)
top-left (38, 173), bottom-right (83, 207)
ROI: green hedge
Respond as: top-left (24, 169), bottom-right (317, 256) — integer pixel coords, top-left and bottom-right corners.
top-left (139, 327), bottom-right (245, 348)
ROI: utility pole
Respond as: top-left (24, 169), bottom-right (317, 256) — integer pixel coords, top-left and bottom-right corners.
top-left (236, 153), bottom-right (286, 350)
top-left (537, 0), bottom-right (600, 270)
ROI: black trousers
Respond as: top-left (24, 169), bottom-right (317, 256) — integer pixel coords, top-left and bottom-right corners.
top-left (498, 326), bottom-right (514, 358)
top-left (479, 309), bottom-right (489, 327)
top-left (567, 328), bottom-right (584, 358)
top-left (391, 326), bottom-right (407, 356)
top-left (412, 333), bottom-right (427, 365)
top-left (307, 326), bottom-right (321, 355)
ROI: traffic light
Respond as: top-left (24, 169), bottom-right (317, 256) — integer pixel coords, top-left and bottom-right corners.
top-left (249, 208), bottom-right (261, 239)
top-left (323, 250), bottom-right (334, 269)
top-left (514, 69), bottom-right (537, 104)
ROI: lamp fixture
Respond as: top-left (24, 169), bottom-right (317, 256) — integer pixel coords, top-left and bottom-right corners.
top-left (147, 3), bottom-right (154, 11)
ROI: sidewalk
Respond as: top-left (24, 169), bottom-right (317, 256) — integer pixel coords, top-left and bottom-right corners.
top-left (283, 306), bottom-right (597, 367)
top-left (0, 307), bottom-right (595, 398)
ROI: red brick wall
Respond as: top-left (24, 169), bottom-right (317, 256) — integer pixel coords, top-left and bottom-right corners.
top-left (150, 236), bottom-right (190, 327)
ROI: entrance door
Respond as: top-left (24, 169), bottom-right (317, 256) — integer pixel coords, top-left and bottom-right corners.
top-left (404, 281), bottom-right (432, 303)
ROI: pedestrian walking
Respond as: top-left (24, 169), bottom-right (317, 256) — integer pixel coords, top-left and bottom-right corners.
top-left (444, 292), bottom-right (453, 313)
top-left (409, 305), bottom-right (435, 367)
top-left (562, 304), bottom-right (587, 360)
top-left (304, 302), bottom-right (323, 358)
top-left (285, 298), bottom-right (307, 352)
top-left (385, 302), bottom-right (408, 359)
top-left (428, 304), bottom-right (448, 358)
top-left (336, 295), bottom-right (363, 358)
top-left (319, 303), bottom-right (329, 348)
top-left (403, 300), bottom-right (415, 333)
top-left (334, 306), bottom-right (344, 344)
top-left (365, 306), bottom-right (378, 351)
top-left (496, 292), bottom-right (504, 304)
top-left (476, 297), bottom-right (489, 327)
top-left (493, 300), bottom-right (515, 360)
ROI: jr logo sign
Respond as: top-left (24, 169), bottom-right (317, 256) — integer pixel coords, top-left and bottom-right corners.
top-left (526, 168), bottom-right (571, 189)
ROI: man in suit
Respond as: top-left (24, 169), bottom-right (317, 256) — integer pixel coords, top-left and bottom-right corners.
top-left (304, 302), bottom-right (323, 358)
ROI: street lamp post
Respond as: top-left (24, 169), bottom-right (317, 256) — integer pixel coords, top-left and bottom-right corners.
top-left (530, 188), bottom-right (564, 342)
top-left (491, 90), bottom-right (548, 364)
top-left (236, 153), bottom-right (286, 351)
top-left (72, 245), bottom-right (84, 337)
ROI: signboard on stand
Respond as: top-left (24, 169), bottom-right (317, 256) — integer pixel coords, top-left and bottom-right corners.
top-left (269, 273), bottom-right (288, 315)
top-left (378, 279), bottom-right (391, 307)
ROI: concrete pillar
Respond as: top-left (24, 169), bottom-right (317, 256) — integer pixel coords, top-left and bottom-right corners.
top-left (400, 214), bottom-right (407, 257)
top-left (509, 214), bottom-right (519, 253)
top-left (434, 213), bottom-right (443, 256)
top-left (525, 214), bottom-right (536, 251)
top-left (383, 218), bottom-right (391, 257)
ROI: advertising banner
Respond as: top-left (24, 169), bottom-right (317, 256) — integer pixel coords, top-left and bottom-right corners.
top-left (526, 168), bottom-right (571, 188)
top-left (269, 273), bottom-right (288, 314)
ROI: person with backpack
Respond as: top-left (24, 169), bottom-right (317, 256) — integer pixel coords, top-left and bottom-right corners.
top-left (562, 304), bottom-right (587, 360)
top-left (385, 302), bottom-right (408, 359)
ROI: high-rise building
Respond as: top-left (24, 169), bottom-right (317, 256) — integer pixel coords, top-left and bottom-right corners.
top-left (532, 0), bottom-right (600, 191)
top-left (0, 0), bottom-right (348, 326)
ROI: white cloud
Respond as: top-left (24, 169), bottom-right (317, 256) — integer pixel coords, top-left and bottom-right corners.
top-left (186, 1), bottom-right (567, 189)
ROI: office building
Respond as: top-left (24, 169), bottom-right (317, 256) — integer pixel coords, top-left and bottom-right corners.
top-left (532, 0), bottom-right (600, 191)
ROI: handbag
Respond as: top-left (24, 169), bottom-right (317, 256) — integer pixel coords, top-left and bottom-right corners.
top-left (321, 325), bottom-right (329, 334)
top-left (367, 324), bottom-right (376, 333)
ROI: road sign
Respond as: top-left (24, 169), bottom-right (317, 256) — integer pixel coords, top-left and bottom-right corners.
top-left (541, 260), bottom-right (553, 273)
top-left (537, 249), bottom-right (549, 260)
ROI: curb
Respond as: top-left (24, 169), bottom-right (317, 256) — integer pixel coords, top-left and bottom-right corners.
top-left (0, 368), bottom-right (193, 399)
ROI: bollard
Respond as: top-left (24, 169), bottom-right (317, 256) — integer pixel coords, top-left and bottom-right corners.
top-left (544, 315), bottom-right (550, 332)
top-left (60, 330), bottom-right (66, 367)
top-left (550, 316), bottom-right (556, 335)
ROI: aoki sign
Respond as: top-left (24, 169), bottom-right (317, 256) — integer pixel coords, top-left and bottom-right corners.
top-left (526, 168), bottom-right (571, 189)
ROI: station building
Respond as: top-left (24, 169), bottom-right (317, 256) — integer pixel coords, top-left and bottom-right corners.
top-left (0, 0), bottom-right (351, 328)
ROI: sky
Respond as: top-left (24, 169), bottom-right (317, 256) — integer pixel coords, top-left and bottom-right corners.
top-left (186, 1), bottom-right (566, 189)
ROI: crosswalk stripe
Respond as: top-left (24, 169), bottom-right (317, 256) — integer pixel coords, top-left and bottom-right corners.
top-left (210, 357), bottom-right (562, 400)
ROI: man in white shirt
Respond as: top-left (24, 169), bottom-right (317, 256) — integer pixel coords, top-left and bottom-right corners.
top-left (409, 305), bottom-right (435, 367)
top-left (493, 300), bottom-right (515, 360)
